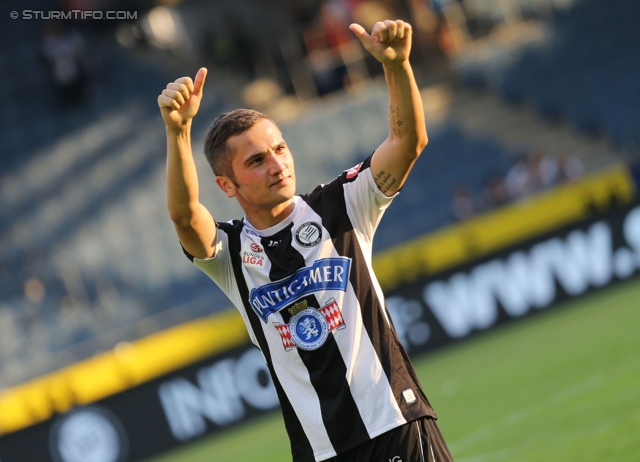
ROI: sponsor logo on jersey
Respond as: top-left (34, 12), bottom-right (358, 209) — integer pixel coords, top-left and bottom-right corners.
top-left (345, 162), bottom-right (363, 179)
top-left (243, 253), bottom-right (264, 266)
top-left (249, 258), bottom-right (351, 322)
top-left (295, 222), bottom-right (322, 247)
top-left (274, 298), bottom-right (346, 351)
top-left (243, 242), bottom-right (265, 267)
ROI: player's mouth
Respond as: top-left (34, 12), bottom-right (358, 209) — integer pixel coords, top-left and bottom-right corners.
top-left (270, 175), bottom-right (291, 188)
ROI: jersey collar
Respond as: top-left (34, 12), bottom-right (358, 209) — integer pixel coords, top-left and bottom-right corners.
top-left (242, 196), bottom-right (302, 237)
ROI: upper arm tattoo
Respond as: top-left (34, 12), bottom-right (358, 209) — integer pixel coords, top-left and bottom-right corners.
top-left (374, 169), bottom-right (398, 194)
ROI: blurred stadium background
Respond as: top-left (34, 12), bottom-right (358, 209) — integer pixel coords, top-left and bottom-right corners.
top-left (0, 0), bottom-right (639, 460)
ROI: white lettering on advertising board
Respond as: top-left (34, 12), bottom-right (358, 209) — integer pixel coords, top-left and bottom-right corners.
top-left (424, 207), bottom-right (640, 339)
top-left (158, 348), bottom-right (279, 441)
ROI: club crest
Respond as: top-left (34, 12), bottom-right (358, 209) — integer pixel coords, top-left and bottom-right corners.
top-left (273, 298), bottom-right (345, 351)
top-left (290, 309), bottom-right (328, 351)
top-left (295, 222), bottom-right (322, 247)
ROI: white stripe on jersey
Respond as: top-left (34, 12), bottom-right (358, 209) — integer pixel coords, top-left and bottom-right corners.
top-left (294, 200), bottom-right (406, 446)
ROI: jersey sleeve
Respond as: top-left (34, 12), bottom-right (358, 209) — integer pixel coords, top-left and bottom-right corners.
top-left (181, 223), bottom-right (236, 298)
top-left (340, 156), bottom-right (398, 244)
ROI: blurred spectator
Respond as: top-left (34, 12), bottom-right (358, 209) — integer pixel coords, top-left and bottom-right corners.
top-left (482, 173), bottom-right (510, 209)
top-left (303, 6), bottom-right (350, 96)
top-left (527, 150), bottom-right (560, 192)
top-left (408, 0), bottom-right (442, 62)
top-left (40, 22), bottom-right (91, 107)
top-left (409, 0), bottom-right (439, 36)
top-left (559, 154), bottom-right (584, 181)
top-left (504, 155), bottom-right (534, 198)
top-left (352, 0), bottom-right (394, 31)
top-left (453, 149), bottom-right (584, 224)
top-left (319, 0), bottom-right (354, 49)
top-left (450, 183), bottom-right (478, 221)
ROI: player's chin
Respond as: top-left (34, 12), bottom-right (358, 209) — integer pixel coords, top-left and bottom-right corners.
top-left (281, 183), bottom-right (296, 199)
top-left (272, 184), bottom-right (296, 203)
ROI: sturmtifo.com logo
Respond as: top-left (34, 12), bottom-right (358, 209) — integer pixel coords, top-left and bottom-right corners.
top-left (10, 10), bottom-right (137, 20)
top-left (49, 405), bottom-right (129, 462)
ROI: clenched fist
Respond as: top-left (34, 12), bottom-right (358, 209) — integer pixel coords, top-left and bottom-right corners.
top-left (158, 67), bottom-right (208, 133)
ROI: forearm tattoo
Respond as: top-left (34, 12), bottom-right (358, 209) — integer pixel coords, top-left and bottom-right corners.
top-left (374, 169), bottom-right (398, 194)
top-left (389, 105), bottom-right (403, 138)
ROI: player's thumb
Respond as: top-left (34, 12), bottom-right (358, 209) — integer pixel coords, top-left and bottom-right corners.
top-left (193, 67), bottom-right (207, 98)
top-left (349, 23), bottom-right (373, 47)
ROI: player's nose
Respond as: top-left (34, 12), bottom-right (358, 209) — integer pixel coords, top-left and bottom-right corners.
top-left (268, 152), bottom-right (287, 175)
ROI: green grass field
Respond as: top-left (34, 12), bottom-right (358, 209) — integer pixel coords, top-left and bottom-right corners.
top-left (147, 278), bottom-right (640, 462)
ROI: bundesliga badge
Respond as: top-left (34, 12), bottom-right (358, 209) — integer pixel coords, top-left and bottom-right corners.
top-left (274, 298), bottom-right (346, 351)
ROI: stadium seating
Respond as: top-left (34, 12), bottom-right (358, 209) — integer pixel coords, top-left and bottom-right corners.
top-left (0, 3), bottom-right (235, 384)
top-left (459, 0), bottom-right (640, 149)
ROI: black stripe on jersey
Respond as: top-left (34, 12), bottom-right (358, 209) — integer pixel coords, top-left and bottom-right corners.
top-left (261, 230), bottom-right (370, 453)
top-left (218, 221), bottom-right (315, 461)
top-left (261, 222), bottom-right (305, 281)
top-left (303, 334), bottom-right (371, 453)
top-left (302, 161), bottom-right (435, 422)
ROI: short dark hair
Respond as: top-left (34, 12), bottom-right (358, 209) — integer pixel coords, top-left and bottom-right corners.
top-left (203, 109), bottom-right (272, 179)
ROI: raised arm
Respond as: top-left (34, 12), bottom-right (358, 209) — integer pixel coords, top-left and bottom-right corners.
top-left (350, 20), bottom-right (427, 196)
top-left (158, 67), bottom-right (217, 259)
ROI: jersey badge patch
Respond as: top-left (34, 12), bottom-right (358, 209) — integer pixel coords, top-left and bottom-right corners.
top-left (243, 241), bottom-right (265, 267)
top-left (295, 222), bottom-right (322, 247)
top-left (243, 250), bottom-right (265, 267)
top-left (345, 162), bottom-right (363, 179)
top-left (273, 298), bottom-right (345, 351)
top-left (243, 253), bottom-right (264, 266)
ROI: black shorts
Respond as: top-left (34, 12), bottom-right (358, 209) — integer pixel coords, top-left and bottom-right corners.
top-left (326, 417), bottom-right (454, 462)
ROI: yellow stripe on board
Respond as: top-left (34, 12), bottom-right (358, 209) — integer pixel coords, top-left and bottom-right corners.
top-left (373, 164), bottom-right (636, 291)
top-left (0, 309), bottom-right (248, 435)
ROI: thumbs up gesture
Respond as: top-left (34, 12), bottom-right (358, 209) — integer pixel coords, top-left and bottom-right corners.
top-left (158, 67), bottom-right (208, 132)
top-left (349, 20), bottom-right (412, 65)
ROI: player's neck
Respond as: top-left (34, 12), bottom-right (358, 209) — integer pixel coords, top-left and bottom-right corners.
top-left (243, 198), bottom-right (296, 231)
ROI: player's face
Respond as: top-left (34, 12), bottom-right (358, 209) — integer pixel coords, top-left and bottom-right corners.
top-left (221, 118), bottom-right (296, 213)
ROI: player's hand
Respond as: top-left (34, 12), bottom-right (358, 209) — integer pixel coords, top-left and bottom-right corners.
top-left (158, 67), bottom-right (207, 132)
top-left (349, 20), bottom-right (412, 65)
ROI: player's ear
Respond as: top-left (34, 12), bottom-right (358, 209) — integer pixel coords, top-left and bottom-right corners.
top-left (215, 176), bottom-right (237, 198)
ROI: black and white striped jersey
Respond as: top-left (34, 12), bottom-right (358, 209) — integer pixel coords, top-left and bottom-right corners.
top-left (186, 156), bottom-right (435, 461)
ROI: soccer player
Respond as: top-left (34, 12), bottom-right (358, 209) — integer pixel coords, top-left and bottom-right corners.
top-left (158, 19), bottom-right (453, 462)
